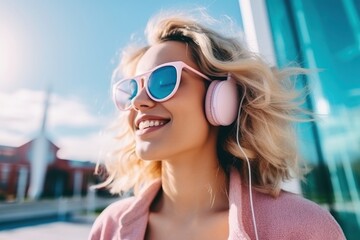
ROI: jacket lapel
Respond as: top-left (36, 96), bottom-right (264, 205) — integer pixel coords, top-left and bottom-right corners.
top-left (228, 169), bottom-right (251, 240)
top-left (120, 179), bottom-right (162, 240)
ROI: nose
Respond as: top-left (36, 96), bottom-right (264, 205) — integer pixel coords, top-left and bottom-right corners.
top-left (131, 86), bottom-right (156, 111)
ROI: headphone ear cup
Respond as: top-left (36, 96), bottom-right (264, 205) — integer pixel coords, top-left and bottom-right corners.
top-left (205, 79), bottom-right (239, 126)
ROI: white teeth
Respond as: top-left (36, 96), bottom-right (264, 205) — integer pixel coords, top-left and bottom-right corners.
top-left (138, 120), bottom-right (166, 130)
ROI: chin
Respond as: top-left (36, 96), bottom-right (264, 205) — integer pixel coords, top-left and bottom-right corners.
top-left (135, 139), bottom-right (177, 160)
top-left (135, 146), bottom-right (163, 161)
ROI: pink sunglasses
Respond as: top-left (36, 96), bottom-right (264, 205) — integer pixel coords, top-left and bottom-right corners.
top-left (112, 61), bottom-right (211, 110)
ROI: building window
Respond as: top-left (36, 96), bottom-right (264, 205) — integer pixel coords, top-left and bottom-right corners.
top-left (266, 0), bottom-right (360, 238)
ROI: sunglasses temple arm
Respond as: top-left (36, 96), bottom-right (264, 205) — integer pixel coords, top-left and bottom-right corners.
top-left (184, 66), bottom-right (211, 81)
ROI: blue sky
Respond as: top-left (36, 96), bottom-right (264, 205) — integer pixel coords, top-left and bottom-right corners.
top-left (0, 0), bottom-right (243, 161)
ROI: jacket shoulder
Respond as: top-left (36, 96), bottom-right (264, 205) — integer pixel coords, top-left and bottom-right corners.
top-left (255, 191), bottom-right (345, 239)
top-left (88, 196), bottom-right (135, 240)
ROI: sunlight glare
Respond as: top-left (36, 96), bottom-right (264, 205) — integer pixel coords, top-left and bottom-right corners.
top-left (0, 21), bottom-right (24, 88)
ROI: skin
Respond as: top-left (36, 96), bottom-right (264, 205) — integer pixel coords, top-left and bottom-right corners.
top-left (128, 41), bottom-right (229, 240)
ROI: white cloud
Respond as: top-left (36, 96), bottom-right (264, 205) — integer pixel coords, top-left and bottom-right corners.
top-left (0, 89), bottom-right (113, 162)
top-left (0, 89), bottom-right (43, 135)
top-left (0, 89), bottom-right (105, 133)
top-left (49, 94), bottom-right (104, 128)
top-left (0, 128), bottom-right (29, 147)
top-left (56, 129), bottom-right (118, 162)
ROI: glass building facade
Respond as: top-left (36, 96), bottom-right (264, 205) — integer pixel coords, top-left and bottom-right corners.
top-left (240, 0), bottom-right (360, 239)
top-left (267, 0), bottom-right (360, 238)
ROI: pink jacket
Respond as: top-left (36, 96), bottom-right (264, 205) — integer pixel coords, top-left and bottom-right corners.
top-left (89, 169), bottom-right (345, 239)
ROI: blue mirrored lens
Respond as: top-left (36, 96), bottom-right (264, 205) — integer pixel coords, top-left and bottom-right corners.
top-left (115, 79), bottom-right (138, 109)
top-left (129, 80), bottom-right (138, 99)
top-left (148, 66), bottom-right (177, 99)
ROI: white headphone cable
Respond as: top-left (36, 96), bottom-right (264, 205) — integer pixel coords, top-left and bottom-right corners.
top-left (235, 87), bottom-right (259, 240)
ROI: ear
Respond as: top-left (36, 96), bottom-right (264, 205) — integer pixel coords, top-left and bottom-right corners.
top-left (205, 74), bottom-right (239, 126)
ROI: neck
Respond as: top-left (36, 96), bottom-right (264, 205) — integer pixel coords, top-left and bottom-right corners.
top-left (153, 152), bottom-right (229, 219)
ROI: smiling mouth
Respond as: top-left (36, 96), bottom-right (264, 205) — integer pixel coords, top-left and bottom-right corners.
top-left (137, 119), bottom-right (170, 130)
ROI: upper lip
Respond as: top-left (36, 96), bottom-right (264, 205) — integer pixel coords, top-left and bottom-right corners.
top-left (135, 115), bottom-right (170, 129)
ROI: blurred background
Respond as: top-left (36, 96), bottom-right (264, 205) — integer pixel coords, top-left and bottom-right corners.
top-left (0, 0), bottom-right (359, 239)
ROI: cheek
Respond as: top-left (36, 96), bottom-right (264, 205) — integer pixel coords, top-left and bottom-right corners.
top-left (185, 88), bottom-right (208, 123)
top-left (171, 89), bottom-right (210, 134)
top-left (126, 110), bottom-right (136, 131)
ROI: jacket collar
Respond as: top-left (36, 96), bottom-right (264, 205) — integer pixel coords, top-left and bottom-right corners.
top-left (228, 168), bottom-right (251, 239)
top-left (119, 169), bottom-right (250, 240)
top-left (119, 179), bottom-right (161, 239)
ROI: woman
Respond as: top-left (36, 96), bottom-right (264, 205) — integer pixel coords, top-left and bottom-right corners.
top-left (89, 10), bottom-right (345, 240)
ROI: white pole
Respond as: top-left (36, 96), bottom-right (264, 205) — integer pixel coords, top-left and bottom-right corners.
top-left (16, 167), bottom-right (28, 202)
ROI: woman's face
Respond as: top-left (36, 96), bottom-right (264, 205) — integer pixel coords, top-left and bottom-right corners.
top-left (127, 41), bottom-right (217, 161)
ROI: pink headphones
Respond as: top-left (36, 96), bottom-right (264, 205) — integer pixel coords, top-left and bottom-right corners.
top-left (205, 74), bottom-right (240, 126)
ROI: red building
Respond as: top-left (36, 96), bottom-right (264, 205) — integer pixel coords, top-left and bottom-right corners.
top-left (0, 138), bottom-right (97, 201)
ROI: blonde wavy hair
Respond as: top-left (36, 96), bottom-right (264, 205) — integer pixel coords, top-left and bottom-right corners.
top-left (99, 10), bottom-right (307, 197)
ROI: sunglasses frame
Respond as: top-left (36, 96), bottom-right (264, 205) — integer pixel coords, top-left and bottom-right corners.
top-left (112, 61), bottom-right (211, 111)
